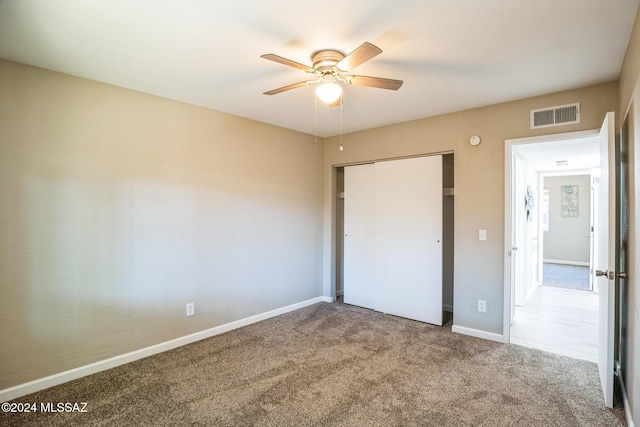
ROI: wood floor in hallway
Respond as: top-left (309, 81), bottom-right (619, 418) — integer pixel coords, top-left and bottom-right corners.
top-left (510, 285), bottom-right (599, 362)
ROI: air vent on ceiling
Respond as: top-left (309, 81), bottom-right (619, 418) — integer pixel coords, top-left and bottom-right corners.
top-left (530, 103), bottom-right (580, 129)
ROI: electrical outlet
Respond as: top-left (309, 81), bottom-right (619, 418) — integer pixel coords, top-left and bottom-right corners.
top-left (186, 302), bottom-right (195, 317)
top-left (478, 300), bottom-right (487, 313)
top-left (479, 230), bottom-right (487, 241)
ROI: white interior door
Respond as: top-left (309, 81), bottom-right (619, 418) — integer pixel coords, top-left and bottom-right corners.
top-left (375, 156), bottom-right (443, 325)
top-left (596, 111), bottom-right (615, 408)
top-left (343, 164), bottom-right (376, 310)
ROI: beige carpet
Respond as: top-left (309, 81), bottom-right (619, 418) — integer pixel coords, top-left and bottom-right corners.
top-left (1, 301), bottom-right (627, 426)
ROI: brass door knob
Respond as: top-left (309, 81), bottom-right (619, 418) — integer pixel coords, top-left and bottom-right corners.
top-left (595, 270), bottom-right (615, 280)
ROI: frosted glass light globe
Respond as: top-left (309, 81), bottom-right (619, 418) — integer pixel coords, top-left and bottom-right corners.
top-left (315, 82), bottom-right (342, 103)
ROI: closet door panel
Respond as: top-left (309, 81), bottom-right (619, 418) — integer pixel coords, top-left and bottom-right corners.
top-left (375, 156), bottom-right (443, 325)
top-left (343, 164), bottom-right (376, 310)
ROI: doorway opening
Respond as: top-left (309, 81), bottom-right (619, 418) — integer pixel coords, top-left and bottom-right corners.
top-left (505, 131), bottom-right (601, 362)
top-left (505, 112), bottom-right (620, 407)
top-left (540, 173), bottom-right (595, 292)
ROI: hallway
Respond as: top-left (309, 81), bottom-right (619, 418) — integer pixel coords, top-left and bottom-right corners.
top-left (510, 286), bottom-right (598, 362)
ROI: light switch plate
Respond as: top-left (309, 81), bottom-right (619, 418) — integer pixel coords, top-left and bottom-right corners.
top-left (479, 230), bottom-right (487, 241)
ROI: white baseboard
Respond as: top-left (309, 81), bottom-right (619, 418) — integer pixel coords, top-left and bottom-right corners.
top-left (543, 259), bottom-right (590, 267)
top-left (0, 296), bottom-right (330, 403)
top-left (452, 325), bottom-right (506, 343)
top-left (620, 374), bottom-right (635, 427)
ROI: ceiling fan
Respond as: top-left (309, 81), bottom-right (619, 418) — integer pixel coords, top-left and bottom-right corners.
top-left (261, 42), bottom-right (403, 105)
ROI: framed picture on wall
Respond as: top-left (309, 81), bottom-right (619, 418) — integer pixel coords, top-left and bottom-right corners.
top-left (561, 185), bottom-right (578, 217)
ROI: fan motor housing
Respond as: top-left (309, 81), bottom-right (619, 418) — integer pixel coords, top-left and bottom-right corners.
top-left (311, 50), bottom-right (345, 72)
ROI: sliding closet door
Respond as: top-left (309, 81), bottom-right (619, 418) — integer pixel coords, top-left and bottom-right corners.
top-left (375, 156), bottom-right (443, 325)
top-left (343, 164), bottom-right (376, 310)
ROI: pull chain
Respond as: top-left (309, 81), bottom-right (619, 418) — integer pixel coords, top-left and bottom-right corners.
top-left (314, 95), bottom-right (318, 144)
top-left (339, 96), bottom-right (344, 151)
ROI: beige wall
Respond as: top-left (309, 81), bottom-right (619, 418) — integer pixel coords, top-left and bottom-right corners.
top-left (0, 60), bottom-right (324, 389)
top-left (543, 175), bottom-right (592, 263)
top-left (619, 3), bottom-right (640, 424)
top-left (323, 82), bottom-right (618, 336)
top-left (620, 4), bottom-right (640, 119)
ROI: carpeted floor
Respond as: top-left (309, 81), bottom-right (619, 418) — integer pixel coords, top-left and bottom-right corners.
top-left (543, 262), bottom-right (591, 291)
top-left (1, 301), bottom-right (626, 426)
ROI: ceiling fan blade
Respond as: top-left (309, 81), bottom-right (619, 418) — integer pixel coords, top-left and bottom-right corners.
top-left (336, 42), bottom-right (382, 71)
top-left (263, 80), bottom-right (316, 95)
top-left (345, 75), bottom-right (403, 90)
top-left (260, 54), bottom-right (317, 73)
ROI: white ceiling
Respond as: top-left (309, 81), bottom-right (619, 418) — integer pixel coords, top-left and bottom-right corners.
top-left (0, 0), bottom-right (638, 137)
top-left (513, 135), bottom-right (600, 174)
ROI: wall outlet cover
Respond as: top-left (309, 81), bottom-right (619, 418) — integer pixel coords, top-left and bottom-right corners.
top-left (478, 300), bottom-right (487, 313)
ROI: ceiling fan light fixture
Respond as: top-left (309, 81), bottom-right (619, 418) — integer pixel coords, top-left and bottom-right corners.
top-left (315, 78), bottom-right (342, 104)
top-left (261, 42), bottom-right (403, 99)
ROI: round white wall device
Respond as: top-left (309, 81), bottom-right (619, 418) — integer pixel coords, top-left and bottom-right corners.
top-left (469, 135), bottom-right (481, 146)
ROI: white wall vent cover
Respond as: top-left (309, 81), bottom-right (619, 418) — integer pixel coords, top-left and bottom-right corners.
top-left (530, 103), bottom-right (580, 129)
